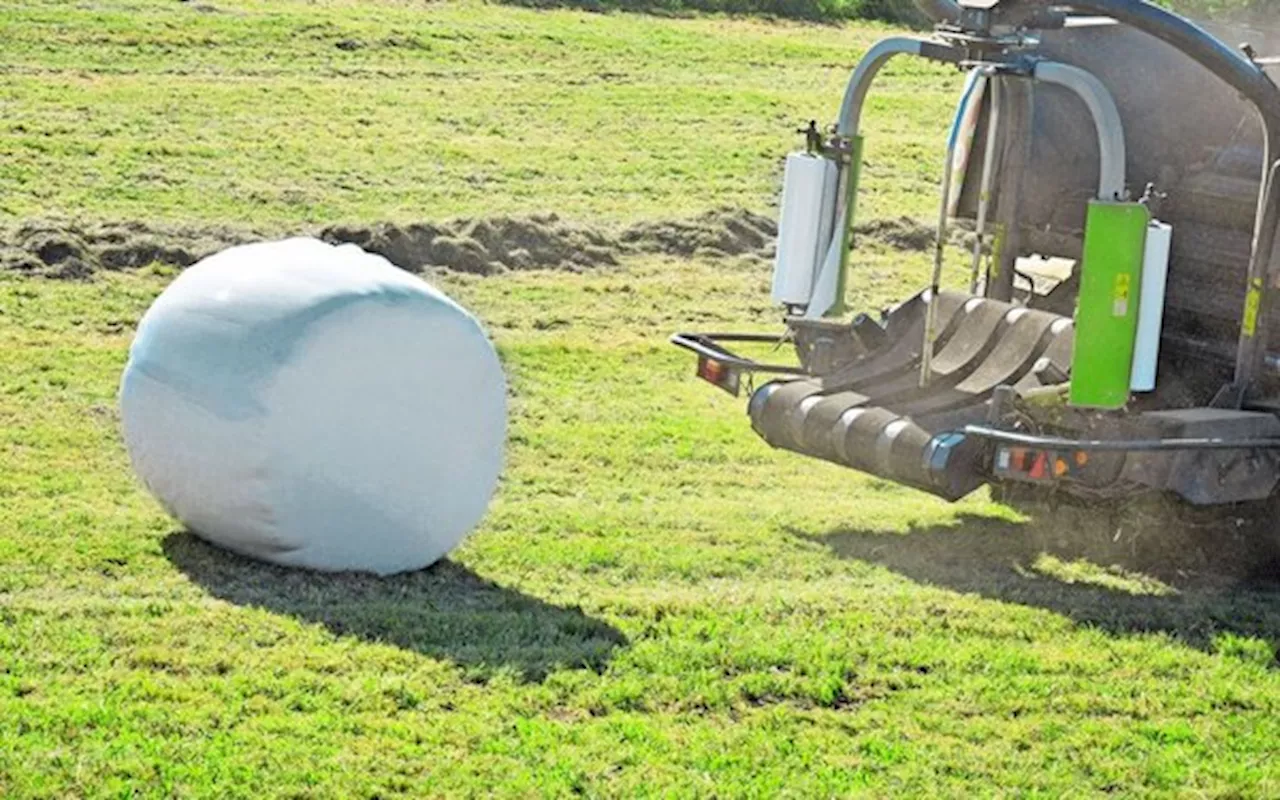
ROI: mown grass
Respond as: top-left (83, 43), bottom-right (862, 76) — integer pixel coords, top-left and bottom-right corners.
top-left (3, 0), bottom-right (1280, 797)
top-left (495, 0), bottom-right (929, 24)
top-left (0, 0), bottom-right (961, 228)
top-left (493, 0), bottom-right (1269, 25)
top-left (6, 259), bottom-right (1280, 797)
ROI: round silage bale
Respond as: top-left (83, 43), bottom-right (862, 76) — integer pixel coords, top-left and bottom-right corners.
top-left (118, 237), bottom-right (506, 575)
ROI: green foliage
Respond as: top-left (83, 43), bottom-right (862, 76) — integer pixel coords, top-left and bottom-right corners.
top-left (492, 0), bottom-right (1277, 26)
top-left (497, 0), bottom-right (929, 24)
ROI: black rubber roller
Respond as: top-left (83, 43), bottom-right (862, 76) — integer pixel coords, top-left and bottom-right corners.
top-left (832, 406), bottom-right (902, 473)
top-left (797, 391), bottom-right (870, 462)
top-left (748, 379), bottom-right (823, 451)
top-left (744, 290), bottom-right (1073, 502)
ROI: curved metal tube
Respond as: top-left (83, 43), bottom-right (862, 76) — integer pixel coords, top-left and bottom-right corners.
top-left (838, 38), bottom-right (926, 136)
top-left (913, 0), bottom-right (959, 22)
top-left (1063, 16), bottom-right (1117, 28)
top-left (965, 424), bottom-right (1280, 452)
top-left (1032, 61), bottom-right (1128, 201)
top-left (806, 37), bottom-right (933, 319)
top-left (921, 76), bottom-right (972, 384)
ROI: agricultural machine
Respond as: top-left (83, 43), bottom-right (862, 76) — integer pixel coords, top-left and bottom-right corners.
top-left (673, 0), bottom-right (1280, 509)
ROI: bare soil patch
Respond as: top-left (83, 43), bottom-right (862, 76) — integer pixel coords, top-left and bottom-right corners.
top-left (1, 208), bottom-right (949, 280)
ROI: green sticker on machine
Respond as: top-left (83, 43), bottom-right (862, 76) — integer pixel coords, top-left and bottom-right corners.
top-left (1069, 200), bottom-right (1150, 410)
top-left (1113, 273), bottom-right (1131, 317)
top-left (1244, 280), bottom-right (1262, 338)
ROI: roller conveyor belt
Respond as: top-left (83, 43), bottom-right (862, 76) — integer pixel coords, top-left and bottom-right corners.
top-left (749, 291), bottom-right (1075, 500)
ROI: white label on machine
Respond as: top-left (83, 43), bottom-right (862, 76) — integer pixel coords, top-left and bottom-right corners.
top-left (1131, 220), bottom-right (1172, 392)
top-left (771, 152), bottom-right (838, 306)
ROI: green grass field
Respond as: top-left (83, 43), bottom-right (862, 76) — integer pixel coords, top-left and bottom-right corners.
top-left (4, 1), bottom-right (1280, 797)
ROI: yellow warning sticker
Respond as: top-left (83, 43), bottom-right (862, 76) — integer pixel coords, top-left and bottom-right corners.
top-left (1112, 273), bottom-right (1131, 317)
top-left (1244, 283), bottom-right (1262, 338)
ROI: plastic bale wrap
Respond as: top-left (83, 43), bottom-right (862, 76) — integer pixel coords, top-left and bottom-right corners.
top-left (119, 237), bottom-right (507, 575)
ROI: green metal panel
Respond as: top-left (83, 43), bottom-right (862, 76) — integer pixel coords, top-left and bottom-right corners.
top-left (1069, 200), bottom-right (1150, 410)
top-left (826, 134), bottom-right (863, 319)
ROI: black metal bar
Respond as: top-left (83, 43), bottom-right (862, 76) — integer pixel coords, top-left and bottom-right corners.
top-left (675, 333), bottom-right (788, 343)
top-left (669, 333), bottom-right (811, 376)
top-left (1234, 159), bottom-right (1280, 392)
top-left (988, 77), bottom-right (1032, 302)
top-left (1163, 331), bottom-right (1280, 375)
top-left (964, 424), bottom-right (1280, 451)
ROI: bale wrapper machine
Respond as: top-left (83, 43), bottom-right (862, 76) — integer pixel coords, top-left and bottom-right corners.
top-left (673, 0), bottom-right (1280, 510)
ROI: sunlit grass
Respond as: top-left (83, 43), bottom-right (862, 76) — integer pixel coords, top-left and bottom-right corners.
top-left (2, 2), bottom-right (1280, 797)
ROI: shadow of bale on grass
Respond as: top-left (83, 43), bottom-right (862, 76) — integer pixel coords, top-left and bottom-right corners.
top-left (793, 502), bottom-right (1280, 658)
top-left (162, 531), bottom-right (627, 682)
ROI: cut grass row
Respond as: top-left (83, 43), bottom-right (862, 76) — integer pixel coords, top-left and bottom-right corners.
top-left (0, 0), bottom-right (960, 229)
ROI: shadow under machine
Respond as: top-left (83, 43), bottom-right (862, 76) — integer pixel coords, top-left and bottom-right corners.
top-left (673, 0), bottom-right (1280, 510)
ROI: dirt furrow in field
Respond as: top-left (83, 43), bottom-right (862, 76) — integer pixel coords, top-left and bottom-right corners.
top-left (0, 209), bottom-right (941, 279)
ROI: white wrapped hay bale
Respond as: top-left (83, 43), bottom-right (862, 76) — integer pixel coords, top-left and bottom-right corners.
top-left (119, 237), bottom-right (506, 575)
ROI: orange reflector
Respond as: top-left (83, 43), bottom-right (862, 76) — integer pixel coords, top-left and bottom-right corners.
top-left (1010, 448), bottom-right (1026, 471)
top-left (1054, 457), bottom-right (1069, 477)
top-left (695, 355), bottom-right (741, 396)
top-left (1075, 451), bottom-right (1089, 467)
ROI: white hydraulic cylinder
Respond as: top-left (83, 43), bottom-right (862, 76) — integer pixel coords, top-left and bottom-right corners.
top-left (1131, 219), bottom-right (1173, 392)
top-left (771, 152), bottom-right (839, 306)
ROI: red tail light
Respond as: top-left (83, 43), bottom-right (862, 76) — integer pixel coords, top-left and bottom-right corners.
top-left (696, 355), bottom-right (741, 396)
